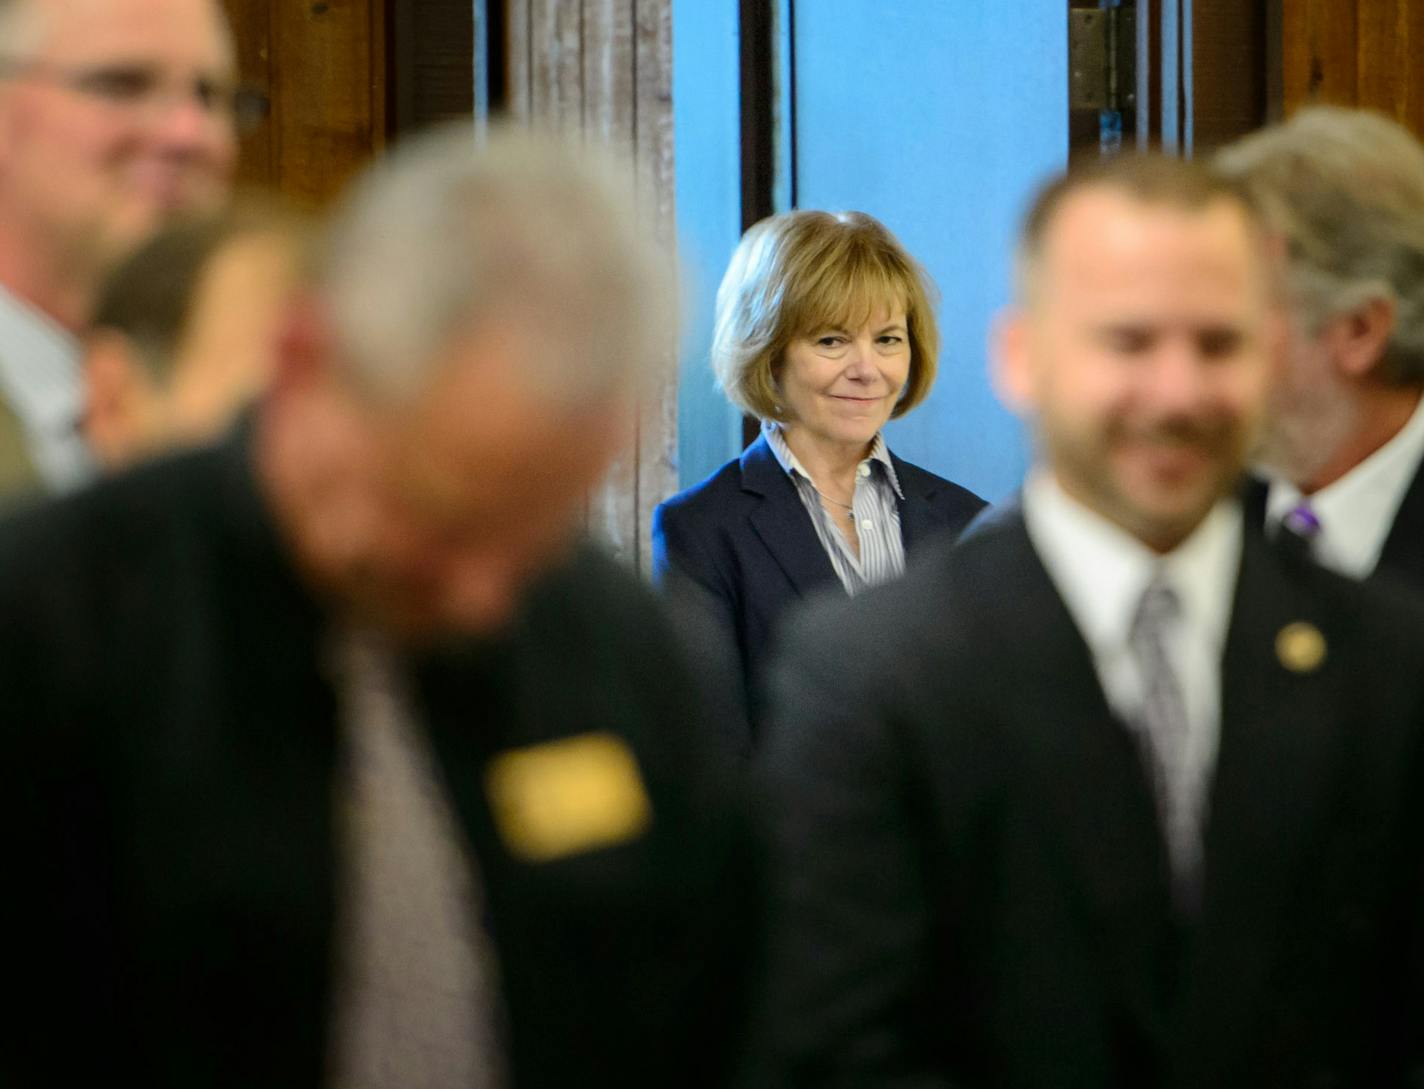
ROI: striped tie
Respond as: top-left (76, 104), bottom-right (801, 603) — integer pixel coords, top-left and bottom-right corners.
top-left (1128, 575), bottom-right (1202, 915)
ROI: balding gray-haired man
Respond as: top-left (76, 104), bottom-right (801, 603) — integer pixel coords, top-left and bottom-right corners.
top-left (0, 123), bottom-right (753, 1089)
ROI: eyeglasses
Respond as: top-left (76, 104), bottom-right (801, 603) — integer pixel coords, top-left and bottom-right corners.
top-left (0, 57), bottom-right (269, 132)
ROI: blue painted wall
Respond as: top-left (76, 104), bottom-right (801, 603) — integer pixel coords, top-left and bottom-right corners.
top-left (672, 2), bottom-right (1068, 501)
top-left (671, 0), bottom-right (743, 490)
top-left (792, 2), bottom-right (1067, 502)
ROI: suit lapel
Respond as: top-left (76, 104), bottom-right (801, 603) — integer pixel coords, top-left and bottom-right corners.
top-left (1240, 474), bottom-right (1268, 535)
top-left (1175, 532), bottom-right (1344, 1061)
top-left (968, 513), bottom-right (1175, 1034)
top-left (740, 435), bottom-right (840, 596)
top-left (1376, 454), bottom-right (1424, 584)
top-left (893, 454), bottom-right (938, 551)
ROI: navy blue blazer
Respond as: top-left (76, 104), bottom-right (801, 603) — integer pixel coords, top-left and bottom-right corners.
top-left (651, 433), bottom-right (985, 723)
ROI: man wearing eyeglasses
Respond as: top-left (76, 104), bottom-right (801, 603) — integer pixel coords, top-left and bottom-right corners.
top-left (0, 0), bottom-right (239, 499)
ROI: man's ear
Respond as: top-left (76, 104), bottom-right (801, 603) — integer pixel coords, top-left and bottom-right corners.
top-left (1327, 294), bottom-right (1397, 382)
top-left (82, 332), bottom-right (154, 470)
top-left (268, 292), bottom-right (334, 394)
top-left (991, 306), bottom-right (1037, 415)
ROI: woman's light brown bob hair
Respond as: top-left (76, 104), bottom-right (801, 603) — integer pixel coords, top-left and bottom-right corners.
top-left (711, 209), bottom-right (940, 422)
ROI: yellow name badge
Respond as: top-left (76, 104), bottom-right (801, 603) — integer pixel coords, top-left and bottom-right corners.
top-left (485, 732), bottom-right (653, 862)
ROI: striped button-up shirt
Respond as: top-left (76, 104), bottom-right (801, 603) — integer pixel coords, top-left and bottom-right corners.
top-left (0, 285), bottom-right (92, 492)
top-left (763, 421), bottom-right (906, 595)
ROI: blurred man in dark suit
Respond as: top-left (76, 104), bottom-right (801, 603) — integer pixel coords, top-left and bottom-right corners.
top-left (0, 123), bottom-right (754, 1089)
top-left (758, 154), bottom-right (1424, 1088)
top-left (1218, 107), bottom-right (1424, 586)
top-left (0, 0), bottom-right (239, 496)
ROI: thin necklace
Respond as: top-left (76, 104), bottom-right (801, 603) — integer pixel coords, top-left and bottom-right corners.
top-left (811, 483), bottom-right (854, 511)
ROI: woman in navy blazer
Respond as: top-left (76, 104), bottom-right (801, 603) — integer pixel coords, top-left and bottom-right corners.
top-left (653, 210), bottom-right (985, 728)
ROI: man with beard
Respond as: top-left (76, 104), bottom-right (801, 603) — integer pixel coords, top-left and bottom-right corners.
top-left (0, 124), bottom-right (753, 1088)
top-left (757, 154), bottom-right (1424, 1087)
top-left (0, 0), bottom-right (238, 497)
top-left (1217, 107), bottom-right (1424, 588)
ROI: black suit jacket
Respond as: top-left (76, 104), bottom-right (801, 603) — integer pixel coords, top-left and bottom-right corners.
top-left (652, 434), bottom-right (985, 728)
top-left (758, 504), bottom-right (1424, 1088)
top-left (0, 431), bottom-right (756, 1088)
top-left (1245, 453), bottom-right (1424, 588)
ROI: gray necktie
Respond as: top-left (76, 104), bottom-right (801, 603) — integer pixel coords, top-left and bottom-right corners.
top-left (327, 628), bottom-right (506, 1089)
top-left (1128, 576), bottom-right (1203, 914)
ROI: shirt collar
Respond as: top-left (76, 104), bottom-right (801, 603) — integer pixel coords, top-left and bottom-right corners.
top-left (761, 420), bottom-right (905, 500)
top-left (1262, 391), bottom-right (1424, 578)
top-left (1023, 468), bottom-right (1241, 657)
top-left (0, 282), bottom-right (82, 437)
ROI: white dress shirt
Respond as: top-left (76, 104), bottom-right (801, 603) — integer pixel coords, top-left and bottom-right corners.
top-left (0, 283), bottom-right (92, 492)
top-left (1263, 392), bottom-right (1424, 578)
top-left (763, 420), bottom-right (906, 594)
top-left (1023, 471), bottom-right (1242, 830)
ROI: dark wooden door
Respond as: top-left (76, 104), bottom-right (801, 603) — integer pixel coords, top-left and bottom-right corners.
top-left (218, 0), bottom-right (476, 208)
top-left (1279, 0), bottom-right (1424, 137)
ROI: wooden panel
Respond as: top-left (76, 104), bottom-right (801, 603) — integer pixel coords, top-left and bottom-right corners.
top-left (220, 0), bottom-right (387, 207)
top-left (505, 0), bottom-right (676, 570)
top-left (1355, 0), bottom-right (1424, 133)
top-left (269, 0), bottom-right (385, 208)
top-left (529, 0), bottom-right (582, 131)
top-left (583, 0), bottom-right (635, 149)
top-left (218, 0), bottom-right (273, 187)
top-left (1356, 0), bottom-right (1404, 117)
top-left (1281, 0), bottom-right (1359, 114)
top-left (632, 0), bottom-right (678, 572)
top-left (1280, 0), bottom-right (1424, 137)
top-left (504, 0), bottom-right (532, 119)
top-left (390, 0), bottom-right (475, 132)
top-left (409, 2), bottom-right (475, 125)
top-left (1191, 0), bottom-right (1267, 151)
top-left (1406, 0), bottom-right (1424, 133)
top-left (583, 0), bottom-right (639, 562)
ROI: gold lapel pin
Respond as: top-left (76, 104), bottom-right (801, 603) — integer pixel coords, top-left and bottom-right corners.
top-left (1276, 621), bottom-right (1327, 674)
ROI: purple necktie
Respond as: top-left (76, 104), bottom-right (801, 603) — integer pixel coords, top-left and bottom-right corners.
top-left (1283, 502), bottom-right (1321, 539)
top-left (1280, 501), bottom-right (1322, 561)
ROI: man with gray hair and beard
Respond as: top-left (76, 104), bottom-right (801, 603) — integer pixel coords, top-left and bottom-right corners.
top-left (1217, 107), bottom-right (1424, 586)
top-left (0, 123), bottom-right (754, 1088)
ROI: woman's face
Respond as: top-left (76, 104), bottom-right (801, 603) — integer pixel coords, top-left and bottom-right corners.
top-left (777, 304), bottom-right (912, 451)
